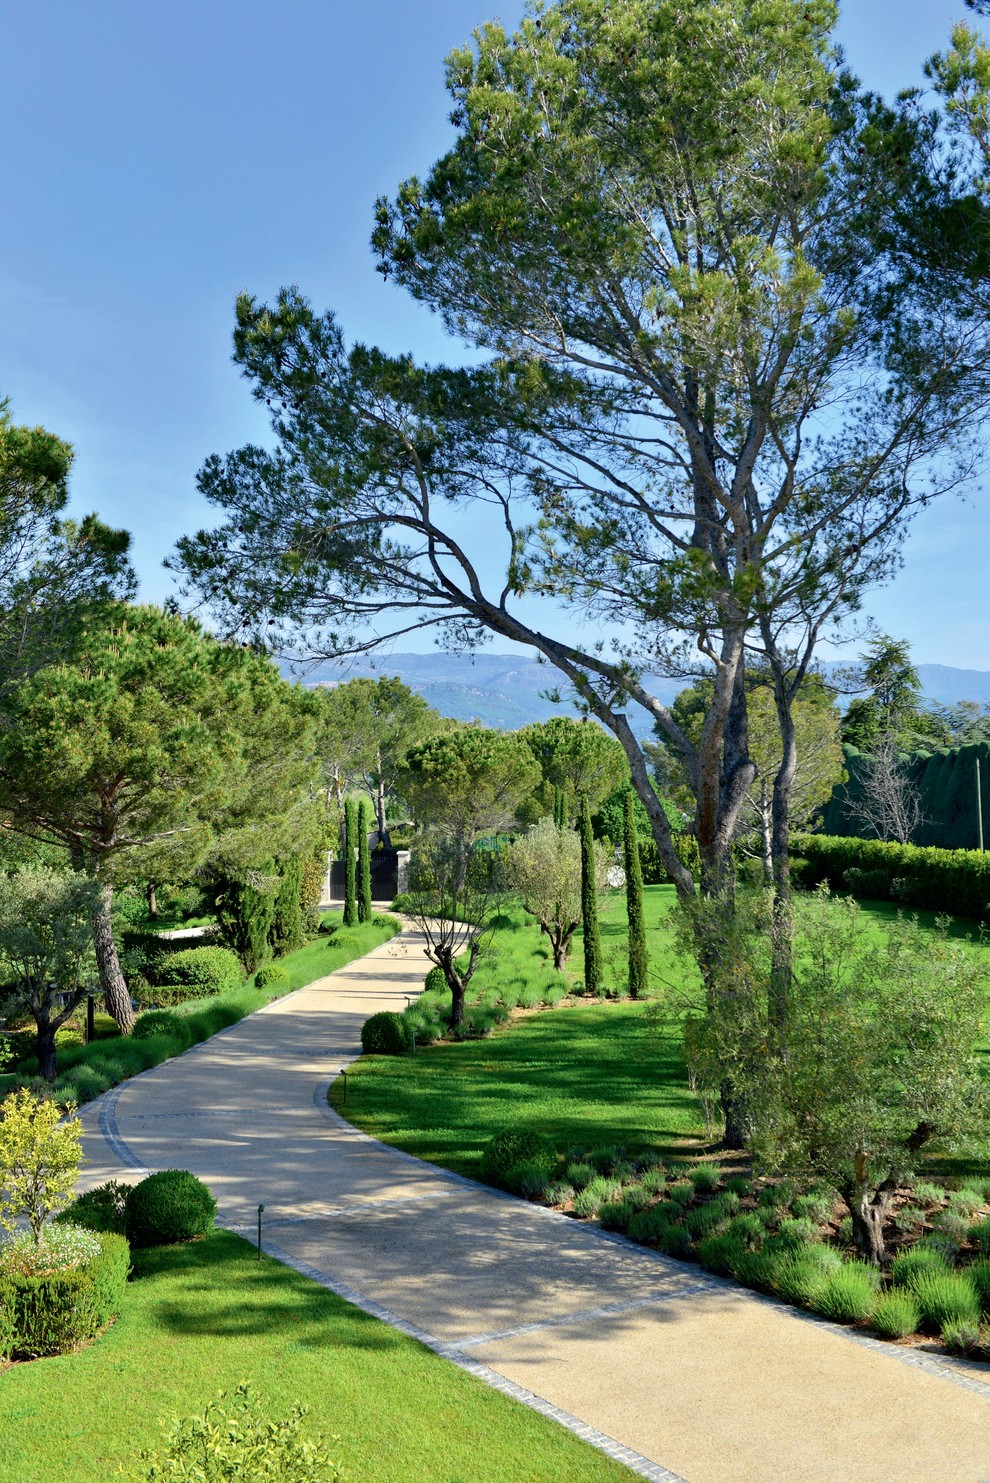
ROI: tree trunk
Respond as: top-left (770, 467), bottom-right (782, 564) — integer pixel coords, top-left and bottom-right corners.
top-left (376, 777), bottom-right (390, 848)
top-left (94, 880), bottom-right (135, 1033)
top-left (37, 1018), bottom-right (58, 1083)
top-left (845, 1171), bottom-right (895, 1265)
top-left (768, 689), bottom-right (798, 1035)
top-left (623, 788), bottom-right (649, 998)
top-left (759, 784), bottom-right (772, 887)
top-left (447, 975), bottom-right (466, 1028)
top-left (146, 879), bottom-right (158, 919)
top-left (579, 794), bottom-right (604, 992)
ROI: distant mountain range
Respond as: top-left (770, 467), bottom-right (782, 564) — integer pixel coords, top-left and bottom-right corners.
top-left (291, 651), bottom-right (990, 732)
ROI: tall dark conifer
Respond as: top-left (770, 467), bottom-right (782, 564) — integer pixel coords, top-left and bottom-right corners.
top-left (343, 797), bottom-right (358, 926)
top-left (623, 788), bottom-right (649, 998)
top-left (579, 794), bottom-right (603, 994)
top-left (358, 797), bottom-right (373, 921)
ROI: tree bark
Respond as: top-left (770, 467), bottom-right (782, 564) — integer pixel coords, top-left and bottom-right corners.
top-left (146, 879), bottom-right (158, 919)
top-left (844, 1167), bottom-right (895, 1265)
top-left (93, 880), bottom-right (135, 1033)
top-left (36, 1017), bottom-right (58, 1083)
top-left (376, 776), bottom-right (391, 848)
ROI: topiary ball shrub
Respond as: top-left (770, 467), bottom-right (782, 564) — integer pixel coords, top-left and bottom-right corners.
top-left (424, 966), bottom-right (447, 994)
top-left (0, 1225), bottom-right (130, 1358)
top-left (166, 947), bottom-right (244, 996)
top-left (255, 964), bottom-right (291, 993)
top-left (360, 1011), bottom-right (410, 1056)
top-left (125, 1169), bottom-right (217, 1248)
top-left (480, 1129), bottom-right (557, 1189)
top-left (132, 1010), bottom-right (191, 1050)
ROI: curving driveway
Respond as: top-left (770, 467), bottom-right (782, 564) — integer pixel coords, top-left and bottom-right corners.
top-left (78, 924), bottom-right (990, 1483)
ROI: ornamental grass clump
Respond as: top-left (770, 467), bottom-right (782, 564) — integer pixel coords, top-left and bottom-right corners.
top-left (967, 1217), bottom-right (990, 1256)
top-left (686, 1165), bottom-right (721, 1194)
top-left (941, 1317), bottom-right (983, 1354)
top-left (969, 1259), bottom-right (990, 1313)
top-left (542, 1181), bottom-right (575, 1207)
top-left (810, 1262), bottom-right (880, 1324)
top-left (506, 1160), bottom-right (552, 1198)
top-left (639, 1168), bottom-right (667, 1195)
top-left (565, 1160), bottom-right (597, 1191)
top-left (696, 1232), bottom-right (744, 1277)
top-left (573, 1176), bottom-right (621, 1219)
top-left (772, 1253), bottom-right (831, 1307)
top-left (871, 1290), bottom-right (921, 1340)
top-left (910, 1269), bottom-right (981, 1334)
top-left (890, 1245), bottom-right (950, 1291)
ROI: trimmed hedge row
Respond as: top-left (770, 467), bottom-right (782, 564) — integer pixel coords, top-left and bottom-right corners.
top-left (0, 1230), bottom-right (129, 1359)
top-left (790, 833), bottom-right (990, 920)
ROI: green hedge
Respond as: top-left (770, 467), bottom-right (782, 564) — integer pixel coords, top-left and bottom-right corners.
top-left (0, 1231), bottom-right (130, 1358)
top-left (638, 833), bottom-right (700, 886)
top-left (790, 833), bottom-right (990, 920)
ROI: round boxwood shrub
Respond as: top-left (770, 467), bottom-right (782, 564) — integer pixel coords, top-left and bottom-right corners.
top-left (255, 964), bottom-right (291, 992)
top-left (0, 1225), bottom-right (130, 1358)
top-left (132, 1010), bottom-right (192, 1049)
top-left (360, 1011), bottom-right (410, 1056)
top-left (480, 1128), bottom-right (558, 1189)
top-left (424, 966), bottom-right (447, 994)
top-left (125, 1169), bottom-right (217, 1248)
top-left (165, 947), bottom-right (244, 996)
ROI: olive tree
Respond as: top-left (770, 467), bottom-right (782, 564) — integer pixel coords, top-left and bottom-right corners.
top-left (0, 866), bottom-right (100, 1082)
top-left (509, 817), bottom-right (607, 970)
top-left (685, 889), bottom-right (989, 1264)
top-left (399, 728), bottom-right (540, 1024)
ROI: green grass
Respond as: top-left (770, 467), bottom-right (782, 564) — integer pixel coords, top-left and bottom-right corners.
top-left (343, 884), bottom-right (990, 1183)
top-left (0, 1231), bottom-right (632, 1483)
top-left (342, 888), bottom-right (706, 1174)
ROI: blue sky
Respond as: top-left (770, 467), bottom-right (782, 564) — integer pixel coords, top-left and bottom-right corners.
top-left (2, 1), bottom-right (985, 668)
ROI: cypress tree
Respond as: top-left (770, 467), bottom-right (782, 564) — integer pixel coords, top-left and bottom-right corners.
top-left (623, 787), bottom-right (649, 998)
top-left (358, 797), bottom-right (373, 921)
top-left (579, 793), bottom-right (604, 994)
top-left (270, 855), bottom-right (305, 955)
top-left (553, 785), bottom-right (566, 828)
top-left (343, 797), bottom-right (358, 926)
top-left (216, 860), bottom-right (277, 973)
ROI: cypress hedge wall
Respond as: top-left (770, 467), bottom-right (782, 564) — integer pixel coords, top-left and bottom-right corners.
top-left (821, 740), bottom-right (990, 850)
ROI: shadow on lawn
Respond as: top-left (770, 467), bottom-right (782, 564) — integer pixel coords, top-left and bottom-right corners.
top-left (133, 1232), bottom-right (406, 1349)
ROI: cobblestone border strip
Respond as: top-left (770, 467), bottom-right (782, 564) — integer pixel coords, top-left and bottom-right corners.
top-left (98, 1084), bottom-right (151, 1176)
top-left (253, 1232), bottom-right (688, 1483)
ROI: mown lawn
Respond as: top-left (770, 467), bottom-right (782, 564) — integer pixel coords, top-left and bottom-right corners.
top-left (0, 1232), bottom-right (633, 1483)
top-left (342, 887), bottom-right (709, 1173)
top-left (343, 885), bottom-right (990, 1181)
